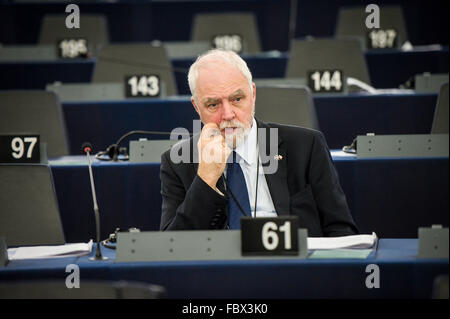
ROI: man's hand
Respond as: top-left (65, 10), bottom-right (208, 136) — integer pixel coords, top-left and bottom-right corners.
top-left (197, 123), bottom-right (232, 189)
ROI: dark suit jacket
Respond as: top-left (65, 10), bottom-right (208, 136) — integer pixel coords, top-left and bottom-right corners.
top-left (160, 119), bottom-right (358, 237)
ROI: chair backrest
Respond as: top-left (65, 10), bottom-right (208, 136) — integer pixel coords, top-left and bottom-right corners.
top-left (46, 82), bottom-right (125, 102)
top-left (431, 82), bottom-right (449, 134)
top-left (0, 164), bottom-right (65, 247)
top-left (39, 14), bottom-right (109, 54)
top-left (92, 44), bottom-right (177, 96)
top-left (286, 38), bottom-right (370, 85)
top-left (255, 85), bottom-right (319, 130)
top-left (0, 91), bottom-right (69, 157)
top-left (335, 5), bottom-right (408, 50)
top-left (0, 280), bottom-right (166, 299)
top-left (164, 41), bottom-right (211, 59)
top-left (191, 12), bottom-right (261, 54)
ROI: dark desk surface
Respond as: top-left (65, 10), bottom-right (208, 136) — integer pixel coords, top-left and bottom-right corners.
top-left (0, 239), bottom-right (447, 298)
top-left (47, 154), bottom-right (449, 243)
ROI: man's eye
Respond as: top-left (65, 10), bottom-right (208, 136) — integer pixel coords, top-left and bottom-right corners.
top-left (208, 104), bottom-right (217, 108)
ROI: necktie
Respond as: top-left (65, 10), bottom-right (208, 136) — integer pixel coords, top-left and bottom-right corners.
top-left (227, 151), bottom-right (251, 229)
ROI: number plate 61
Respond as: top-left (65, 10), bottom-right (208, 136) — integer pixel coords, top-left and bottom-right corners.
top-left (241, 216), bottom-right (299, 256)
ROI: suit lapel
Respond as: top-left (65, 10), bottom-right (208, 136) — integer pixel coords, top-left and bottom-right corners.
top-left (257, 119), bottom-right (290, 216)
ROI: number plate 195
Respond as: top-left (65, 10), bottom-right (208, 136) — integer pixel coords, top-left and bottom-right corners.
top-left (241, 216), bottom-right (299, 256)
top-left (0, 135), bottom-right (40, 163)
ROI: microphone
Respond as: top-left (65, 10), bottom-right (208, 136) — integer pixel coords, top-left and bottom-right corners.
top-left (96, 130), bottom-right (192, 161)
top-left (81, 142), bottom-right (108, 261)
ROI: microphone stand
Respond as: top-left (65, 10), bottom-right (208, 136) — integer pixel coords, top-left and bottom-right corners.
top-left (83, 143), bottom-right (108, 261)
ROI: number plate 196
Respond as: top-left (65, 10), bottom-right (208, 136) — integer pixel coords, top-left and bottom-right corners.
top-left (0, 135), bottom-right (40, 163)
top-left (241, 216), bottom-right (299, 256)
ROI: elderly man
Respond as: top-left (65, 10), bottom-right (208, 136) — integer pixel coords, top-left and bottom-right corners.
top-left (160, 49), bottom-right (358, 237)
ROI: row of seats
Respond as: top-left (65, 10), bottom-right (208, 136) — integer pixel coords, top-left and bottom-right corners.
top-left (14, 6), bottom-right (411, 54)
top-left (1, 83), bottom-right (448, 158)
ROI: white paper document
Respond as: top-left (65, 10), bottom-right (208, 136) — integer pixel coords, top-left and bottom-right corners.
top-left (8, 240), bottom-right (93, 260)
top-left (307, 232), bottom-right (377, 250)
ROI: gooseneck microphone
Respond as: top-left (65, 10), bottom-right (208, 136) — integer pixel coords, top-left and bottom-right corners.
top-left (82, 142), bottom-right (108, 261)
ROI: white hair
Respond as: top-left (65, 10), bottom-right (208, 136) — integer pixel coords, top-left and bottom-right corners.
top-left (187, 49), bottom-right (253, 103)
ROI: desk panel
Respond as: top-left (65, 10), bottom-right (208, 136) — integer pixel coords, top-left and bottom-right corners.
top-left (0, 239), bottom-right (447, 299)
top-left (48, 155), bottom-right (448, 243)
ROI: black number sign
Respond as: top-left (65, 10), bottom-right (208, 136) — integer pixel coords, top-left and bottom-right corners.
top-left (212, 34), bottom-right (243, 53)
top-left (125, 75), bottom-right (161, 98)
top-left (241, 216), bottom-right (299, 256)
top-left (367, 29), bottom-right (398, 49)
top-left (58, 38), bottom-right (88, 59)
top-left (0, 135), bottom-right (40, 163)
top-left (307, 70), bottom-right (344, 93)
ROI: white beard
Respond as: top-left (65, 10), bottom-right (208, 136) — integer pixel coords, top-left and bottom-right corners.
top-left (221, 119), bottom-right (252, 149)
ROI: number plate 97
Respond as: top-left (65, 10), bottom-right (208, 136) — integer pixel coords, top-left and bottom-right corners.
top-left (0, 135), bottom-right (40, 163)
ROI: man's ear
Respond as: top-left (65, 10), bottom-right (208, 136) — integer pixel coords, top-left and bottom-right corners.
top-left (191, 96), bottom-right (200, 115)
top-left (252, 82), bottom-right (256, 105)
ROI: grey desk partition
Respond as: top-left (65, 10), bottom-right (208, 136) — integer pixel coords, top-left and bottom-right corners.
top-left (0, 237), bottom-right (7, 267)
top-left (287, 38), bottom-right (370, 85)
top-left (129, 139), bottom-right (179, 163)
top-left (254, 85), bottom-right (319, 130)
top-left (0, 165), bottom-right (65, 247)
top-left (357, 134), bottom-right (449, 158)
top-left (0, 45), bottom-right (57, 61)
top-left (335, 5), bottom-right (408, 50)
top-left (93, 44), bottom-right (177, 96)
top-left (116, 229), bottom-right (308, 262)
top-left (418, 226), bottom-right (449, 259)
top-left (191, 12), bottom-right (261, 54)
top-left (431, 83), bottom-right (449, 134)
top-left (0, 91), bottom-right (69, 157)
top-left (415, 74), bottom-right (449, 94)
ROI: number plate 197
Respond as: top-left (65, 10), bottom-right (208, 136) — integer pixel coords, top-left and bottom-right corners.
top-left (0, 135), bottom-right (40, 163)
top-left (241, 216), bottom-right (299, 256)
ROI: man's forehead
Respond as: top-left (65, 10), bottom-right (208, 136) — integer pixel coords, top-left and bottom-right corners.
top-left (201, 89), bottom-right (245, 102)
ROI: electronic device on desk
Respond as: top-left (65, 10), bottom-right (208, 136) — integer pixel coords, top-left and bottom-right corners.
top-left (102, 227), bottom-right (141, 250)
top-left (95, 130), bottom-right (191, 162)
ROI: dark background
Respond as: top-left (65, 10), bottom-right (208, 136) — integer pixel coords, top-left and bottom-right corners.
top-left (1, 0), bottom-right (448, 52)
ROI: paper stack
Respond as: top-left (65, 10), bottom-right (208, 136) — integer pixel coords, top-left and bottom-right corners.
top-left (8, 240), bottom-right (93, 260)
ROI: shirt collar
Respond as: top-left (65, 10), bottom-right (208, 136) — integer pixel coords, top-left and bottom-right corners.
top-left (234, 117), bottom-right (257, 165)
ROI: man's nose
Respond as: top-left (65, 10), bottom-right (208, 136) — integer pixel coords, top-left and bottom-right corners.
top-left (221, 100), bottom-right (235, 121)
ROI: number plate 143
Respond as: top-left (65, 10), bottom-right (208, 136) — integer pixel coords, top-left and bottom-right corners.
top-left (241, 216), bottom-right (299, 256)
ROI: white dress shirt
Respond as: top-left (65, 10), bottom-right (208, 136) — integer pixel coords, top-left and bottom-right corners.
top-left (226, 118), bottom-right (277, 217)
